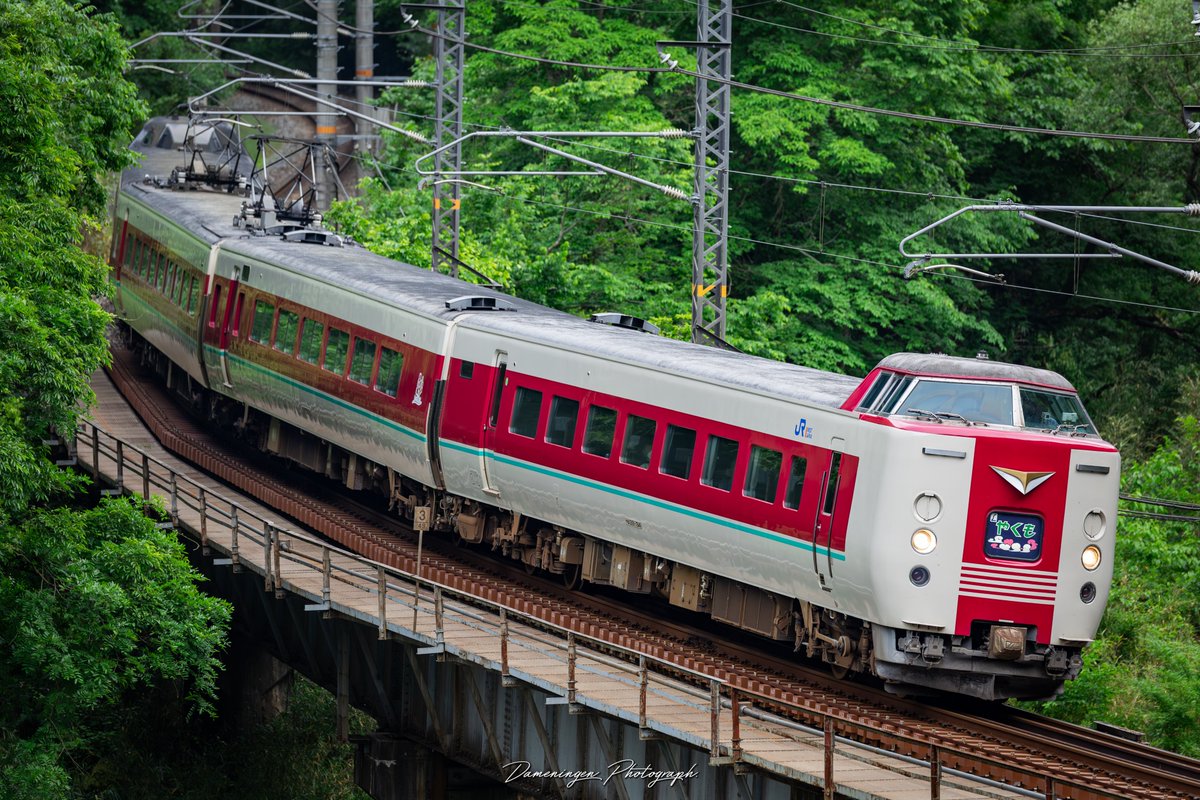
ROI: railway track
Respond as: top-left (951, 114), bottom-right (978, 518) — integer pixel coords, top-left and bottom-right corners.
top-left (105, 340), bottom-right (1200, 800)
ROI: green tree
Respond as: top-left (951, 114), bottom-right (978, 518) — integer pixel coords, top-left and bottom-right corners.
top-left (0, 0), bottom-right (144, 519)
top-left (0, 2), bottom-right (232, 797)
top-left (0, 500), bottom-right (232, 798)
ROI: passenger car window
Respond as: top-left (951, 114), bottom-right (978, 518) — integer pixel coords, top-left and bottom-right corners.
top-left (349, 338), bottom-right (377, 384)
top-left (783, 456), bottom-right (808, 510)
top-left (744, 445), bottom-right (783, 503)
top-left (250, 300), bottom-right (275, 344)
top-left (660, 424), bottom-right (696, 479)
top-left (298, 319), bottom-right (324, 364)
top-left (509, 387), bottom-right (543, 438)
top-left (274, 309), bottom-right (300, 355)
top-left (582, 406), bottom-right (617, 458)
top-left (186, 276), bottom-right (200, 315)
top-left (620, 415), bottom-right (656, 469)
top-left (323, 328), bottom-right (350, 374)
top-left (702, 435), bottom-right (739, 492)
top-left (545, 396), bottom-right (580, 448)
top-left (375, 347), bottom-right (404, 396)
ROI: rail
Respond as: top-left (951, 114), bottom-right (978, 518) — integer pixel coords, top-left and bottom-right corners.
top-left (71, 419), bottom-right (1128, 800)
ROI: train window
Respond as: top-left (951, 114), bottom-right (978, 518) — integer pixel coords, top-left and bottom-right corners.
top-left (123, 234), bottom-right (134, 267)
top-left (459, 361), bottom-right (474, 379)
top-left (165, 263), bottom-right (177, 299)
top-left (250, 300), bottom-right (275, 344)
top-left (701, 435), bottom-right (739, 492)
top-left (298, 319), bottom-right (324, 364)
top-left (582, 406), bottom-right (617, 458)
top-left (897, 380), bottom-right (1014, 426)
top-left (621, 415), bottom-right (656, 469)
top-left (660, 424), bottom-right (696, 479)
top-left (349, 338), bottom-right (377, 384)
top-left (822, 452), bottom-right (842, 515)
top-left (509, 387), bottom-right (543, 438)
top-left (545, 396), bottom-right (580, 448)
top-left (208, 284), bottom-right (222, 327)
top-left (155, 255), bottom-right (168, 292)
top-left (133, 238), bottom-right (144, 275)
top-left (782, 456), bottom-right (808, 510)
top-left (274, 309), bottom-right (300, 355)
top-left (323, 328), bottom-right (350, 374)
top-left (857, 372), bottom-right (891, 411)
top-left (172, 267), bottom-right (186, 305)
top-left (877, 375), bottom-right (913, 413)
top-left (376, 347), bottom-right (404, 397)
top-left (1019, 389), bottom-right (1095, 434)
top-left (744, 446), bottom-right (783, 503)
top-left (187, 276), bottom-right (200, 315)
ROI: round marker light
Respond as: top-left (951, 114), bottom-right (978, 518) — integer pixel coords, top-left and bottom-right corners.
top-left (1083, 510), bottom-right (1106, 541)
top-left (909, 566), bottom-right (931, 587)
top-left (1081, 546), bottom-right (1102, 571)
top-left (911, 528), bottom-right (937, 555)
top-left (1080, 582), bottom-right (1097, 604)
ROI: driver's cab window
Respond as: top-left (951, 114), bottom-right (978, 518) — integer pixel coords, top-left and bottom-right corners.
top-left (894, 380), bottom-right (1014, 426)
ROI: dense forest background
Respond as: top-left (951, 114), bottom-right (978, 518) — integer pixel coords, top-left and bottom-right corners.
top-left (4, 0), bottom-right (1200, 796)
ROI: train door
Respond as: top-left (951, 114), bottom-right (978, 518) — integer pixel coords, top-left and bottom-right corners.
top-left (812, 437), bottom-right (845, 588)
top-left (215, 268), bottom-right (242, 388)
top-left (480, 351), bottom-right (508, 496)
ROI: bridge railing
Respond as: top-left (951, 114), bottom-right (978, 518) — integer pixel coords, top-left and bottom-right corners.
top-left (71, 419), bottom-right (1119, 800)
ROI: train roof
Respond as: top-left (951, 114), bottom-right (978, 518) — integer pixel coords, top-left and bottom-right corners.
top-left (874, 352), bottom-right (1075, 392)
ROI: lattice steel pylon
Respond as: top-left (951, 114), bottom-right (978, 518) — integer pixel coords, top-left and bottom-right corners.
top-left (691, 0), bottom-right (733, 343)
top-left (431, 4), bottom-right (465, 276)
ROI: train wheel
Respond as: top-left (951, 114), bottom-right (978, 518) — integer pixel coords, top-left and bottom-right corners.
top-left (562, 563), bottom-right (582, 590)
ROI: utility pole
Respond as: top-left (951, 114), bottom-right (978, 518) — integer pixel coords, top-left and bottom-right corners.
top-left (431, 5), bottom-right (465, 275)
top-left (691, 0), bottom-right (733, 344)
top-left (355, 0), bottom-right (375, 147)
top-left (316, 0), bottom-right (340, 213)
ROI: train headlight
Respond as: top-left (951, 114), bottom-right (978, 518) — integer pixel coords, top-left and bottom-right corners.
top-left (909, 566), bottom-right (931, 587)
top-left (911, 528), bottom-right (937, 555)
top-left (1081, 545), bottom-right (1102, 571)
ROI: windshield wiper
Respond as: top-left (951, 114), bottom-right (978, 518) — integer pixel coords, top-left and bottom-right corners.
top-left (900, 408), bottom-right (975, 425)
top-left (1051, 423), bottom-right (1090, 436)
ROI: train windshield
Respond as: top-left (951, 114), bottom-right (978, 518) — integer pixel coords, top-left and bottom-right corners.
top-left (1019, 388), bottom-right (1096, 434)
top-left (892, 380), bottom-right (1014, 425)
top-left (874, 377), bottom-right (1097, 434)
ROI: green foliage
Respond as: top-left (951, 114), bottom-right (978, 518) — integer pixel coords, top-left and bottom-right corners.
top-left (0, 498), bottom-right (232, 799)
top-left (1028, 417), bottom-right (1200, 755)
top-left (0, 0), bottom-right (144, 522)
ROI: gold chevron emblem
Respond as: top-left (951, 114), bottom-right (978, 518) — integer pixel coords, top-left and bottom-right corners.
top-left (991, 466), bottom-right (1055, 495)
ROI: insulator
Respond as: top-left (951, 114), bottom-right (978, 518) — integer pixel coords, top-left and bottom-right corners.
top-left (1186, 202), bottom-right (1200, 216)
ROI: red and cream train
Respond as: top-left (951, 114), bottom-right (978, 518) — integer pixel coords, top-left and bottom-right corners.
top-left (110, 119), bottom-right (1119, 700)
